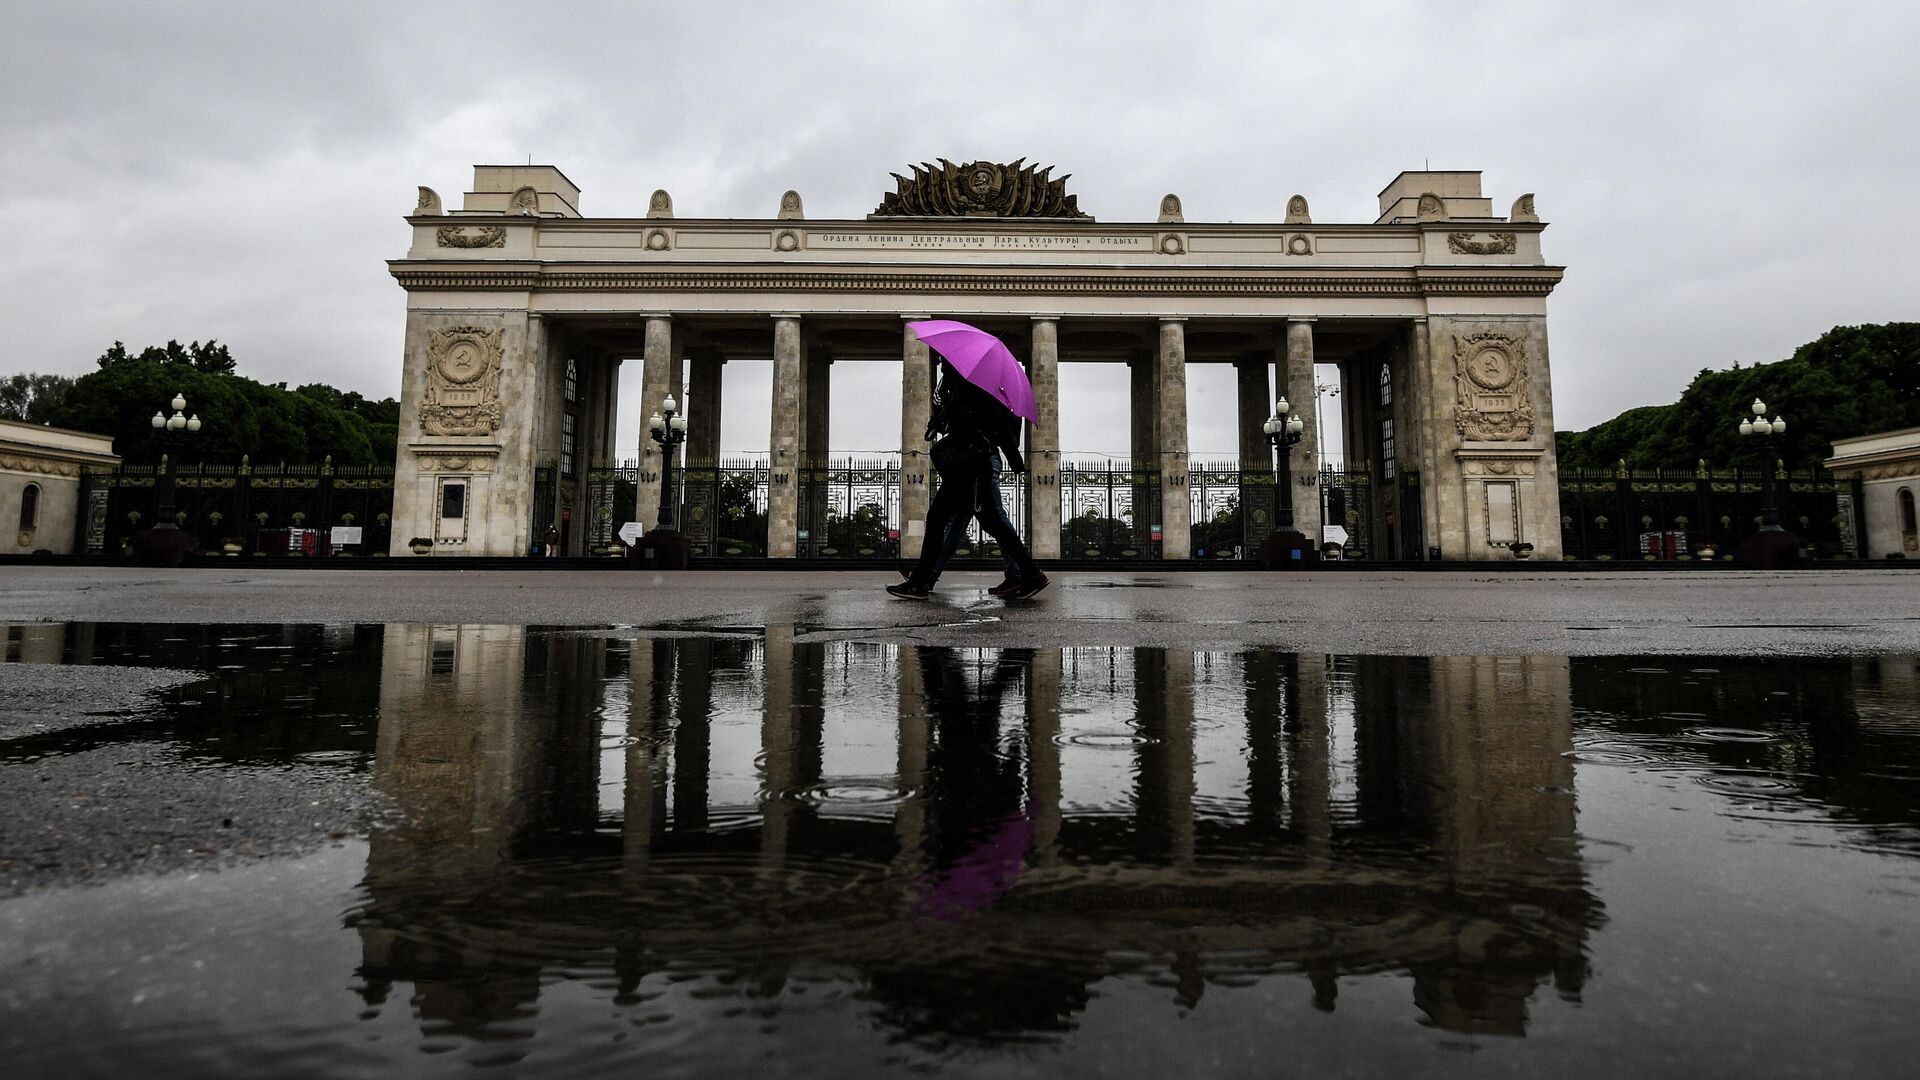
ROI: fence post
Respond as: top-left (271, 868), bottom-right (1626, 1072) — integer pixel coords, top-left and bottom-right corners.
top-left (1614, 459), bottom-right (1634, 559)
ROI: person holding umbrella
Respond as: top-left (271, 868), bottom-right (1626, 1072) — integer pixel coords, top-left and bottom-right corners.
top-left (887, 321), bottom-right (1050, 601)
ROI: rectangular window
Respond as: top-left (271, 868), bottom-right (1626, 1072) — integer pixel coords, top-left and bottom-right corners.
top-left (562, 412), bottom-right (577, 477)
top-left (1486, 481), bottom-right (1518, 545)
top-left (1380, 419), bottom-right (1396, 480)
top-left (440, 482), bottom-right (466, 520)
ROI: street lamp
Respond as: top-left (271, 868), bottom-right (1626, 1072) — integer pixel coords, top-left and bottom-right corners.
top-left (1263, 397), bottom-right (1307, 529)
top-left (1736, 396), bottom-right (1787, 533)
top-left (149, 391), bottom-right (203, 530)
top-left (648, 392), bottom-right (689, 530)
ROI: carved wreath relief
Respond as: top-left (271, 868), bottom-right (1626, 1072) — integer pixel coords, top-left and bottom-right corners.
top-left (420, 327), bottom-right (504, 436)
top-left (1452, 332), bottom-right (1535, 441)
top-left (436, 226), bottom-right (506, 248)
top-left (1447, 232), bottom-right (1518, 255)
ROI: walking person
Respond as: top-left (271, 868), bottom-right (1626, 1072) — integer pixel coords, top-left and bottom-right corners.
top-left (905, 414), bottom-right (1023, 595)
top-left (888, 361), bottom-right (1049, 600)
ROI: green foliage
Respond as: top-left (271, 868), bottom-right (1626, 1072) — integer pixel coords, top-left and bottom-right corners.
top-left (0, 372), bottom-right (75, 423)
top-left (1063, 508), bottom-right (1134, 554)
top-left (717, 471), bottom-right (766, 552)
top-left (96, 338), bottom-right (236, 375)
top-left (825, 502), bottom-right (889, 552)
top-left (1557, 323), bottom-right (1920, 469)
top-left (1190, 495), bottom-right (1243, 555)
top-left (37, 341), bottom-right (398, 465)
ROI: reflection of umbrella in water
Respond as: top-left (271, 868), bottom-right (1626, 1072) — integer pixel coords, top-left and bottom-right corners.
top-left (913, 801), bottom-right (1038, 921)
top-left (907, 320), bottom-right (1037, 423)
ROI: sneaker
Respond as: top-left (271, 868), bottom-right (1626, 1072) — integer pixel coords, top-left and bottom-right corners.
top-left (886, 581), bottom-right (931, 600)
top-left (1003, 575), bottom-right (1050, 600)
top-left (986, 577), bottom-right (1023, 597)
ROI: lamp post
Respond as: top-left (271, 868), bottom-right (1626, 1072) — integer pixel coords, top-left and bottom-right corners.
top-left (1736, 396), bottom-right (1787, 533)
top-left (1263, 396), bottom-right (1307, 528)
top-left (148, 391), bottom-right (202, 530)
top-left (647, 392), bottom-right (689, 530)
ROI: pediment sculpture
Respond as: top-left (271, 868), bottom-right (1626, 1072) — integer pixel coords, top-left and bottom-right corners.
top-left (872, 158), bottom-right (1091, 219)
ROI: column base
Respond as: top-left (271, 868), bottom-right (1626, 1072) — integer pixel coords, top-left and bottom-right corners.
top-left (136, 525), bottom-right (197, 567)
top-left (630, 529), bottom-right (692, 571)
top-left (1736, 529), bottom-right (1806, 570)
top-left (1256, 530), bottom-right (1320, 569)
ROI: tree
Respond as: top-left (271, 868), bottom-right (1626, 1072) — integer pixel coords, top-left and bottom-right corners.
top-left (48, 340), bottom-right (392, 465)
top-left (1556, 323), bottom-right (1920, 469)
top-left (95, 338), bottom-right (235, 375)
top-left (0, 373), bottom-right (76, 423)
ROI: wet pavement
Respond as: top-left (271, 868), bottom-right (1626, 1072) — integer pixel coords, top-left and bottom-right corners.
top-left (3, 566), bottom-right (1920, 655)
top-left (3, 621), bottom-right (1919, 1077)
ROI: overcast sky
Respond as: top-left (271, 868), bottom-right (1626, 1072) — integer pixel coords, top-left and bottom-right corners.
top-left (5, 1), bottom-right (1916, 459)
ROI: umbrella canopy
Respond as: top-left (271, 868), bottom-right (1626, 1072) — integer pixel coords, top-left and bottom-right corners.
top-left (907, 320), bottom-right (1038, 424)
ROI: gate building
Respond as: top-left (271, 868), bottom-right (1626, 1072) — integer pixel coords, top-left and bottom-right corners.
top-left (388, 162), bottom-right (1565, 560)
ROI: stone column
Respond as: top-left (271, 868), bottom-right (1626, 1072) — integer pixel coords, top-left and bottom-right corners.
top-left (767, 316), bottom-right (802, 558)
top-left (635, 315), bottom-right (673, 531)
top-left (1287, 652), bottom-right (1332, 862)
top-left (1236, 354), bottom-right (1274, 547)
top-left (803, 352), bottom-right (831, 555)
top-left (1028, 318), bottom-right (1062, 559)
top-left (1133, 648), bottom-right (1196, 865)
top-left (1157, 319), bottom-right (1191, 560)
top-left (623, 637), bottom-right (657, 876)
top-left (893, 645), bottom-right (929, 876)
top-left (687, 350), bottom-right (723, 467)
top-left (899, 318), bottom-right (934, 559)
top-left (1420, 320), bottom-right (1467, 559)
top-left (1405, 320), bottom-right (1440, 560)
top-left (1129, 349), bottom-right (1157, 550)
top-left (1025, 648), bottom-right (1063, 866)
top-left (673, 639), bottom-right (711, 834)
top-left (1237, 354), bottom-right (1273, 476)
top-left (759, 623), bottom-right (795, 868)
top-left (1280, 319), bottom-right (1323, 542)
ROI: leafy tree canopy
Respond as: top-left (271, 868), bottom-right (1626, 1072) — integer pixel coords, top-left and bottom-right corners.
top-left (0, 372), bottom-right (75, 424)
top-left (27, 341), bottom-right (398, 466)
top-left (1555, 323), bottom-right (1920, 470)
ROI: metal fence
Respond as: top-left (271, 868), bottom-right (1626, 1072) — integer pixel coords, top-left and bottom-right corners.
top-left (1558, 464), bottom-right (1858, 560)
top-left (78, 458), bottom-right (395, 556)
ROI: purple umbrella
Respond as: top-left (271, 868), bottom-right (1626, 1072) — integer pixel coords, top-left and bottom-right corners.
top-left (907, 320), bottom-right (1038, 424)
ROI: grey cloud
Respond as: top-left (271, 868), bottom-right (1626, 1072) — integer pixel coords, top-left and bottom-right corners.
top-left (5, 0), bottom-right (1916, 459)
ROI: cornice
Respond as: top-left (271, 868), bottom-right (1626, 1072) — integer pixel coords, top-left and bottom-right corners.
top-left (405, 215), bottom-right (1548, 237)
top-left (389, 262), bottom-right (1564, 298)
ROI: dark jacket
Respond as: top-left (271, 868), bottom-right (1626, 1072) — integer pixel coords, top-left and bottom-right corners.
top-left (927, 365), bottom-right (1025, 474)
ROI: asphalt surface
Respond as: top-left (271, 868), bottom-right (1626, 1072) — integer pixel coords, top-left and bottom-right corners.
top-left (3, 565), bottom-right (1918, 656)
top-left (5, 565), bottom-right (1916, 896)
top-left (0, 661), bottom-right (379, 898)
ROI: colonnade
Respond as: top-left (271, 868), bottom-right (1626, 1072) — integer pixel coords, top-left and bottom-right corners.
top-left (617, 313), bottom-right (1354, 561)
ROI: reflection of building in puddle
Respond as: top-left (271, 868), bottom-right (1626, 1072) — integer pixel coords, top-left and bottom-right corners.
top-left (2, 623), bottom-right (79, 664)
top-left (353, 632), bottom-right (1600, 1043)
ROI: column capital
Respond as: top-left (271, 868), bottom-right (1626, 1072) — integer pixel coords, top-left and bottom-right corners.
top-left (1029, 314), bottom-right (1061, 324)
top-left (1158, 316), bottom-right (1188, 325)
top-left (900, 313), bottom-right (932, 322)
top-left (1286, 316), bottom-right (1317, 325)
top-left (1409, 316), bottom-right (1429, 324)
top-left (769, 312), bottom-right (804, 322)
top-left (639, 312), bottom-right (672, 321)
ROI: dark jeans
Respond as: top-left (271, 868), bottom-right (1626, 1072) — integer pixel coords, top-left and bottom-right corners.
top-left (932, 460), bottom-right (1020, 579)
top-left (910, 462), bottom-right (1039, 587)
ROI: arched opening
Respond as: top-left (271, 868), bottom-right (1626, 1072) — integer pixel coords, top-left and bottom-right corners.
top-left (18, 483), bottom-right (39, 532)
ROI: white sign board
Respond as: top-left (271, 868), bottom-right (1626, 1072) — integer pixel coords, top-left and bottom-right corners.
top-left (330, 526), bottom-right (364, 545)
top-left (617, 521), bottom-right (645, 546)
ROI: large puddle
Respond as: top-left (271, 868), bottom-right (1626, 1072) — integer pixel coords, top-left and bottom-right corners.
top-left (3, 624), bottom-right (1919, 1077)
